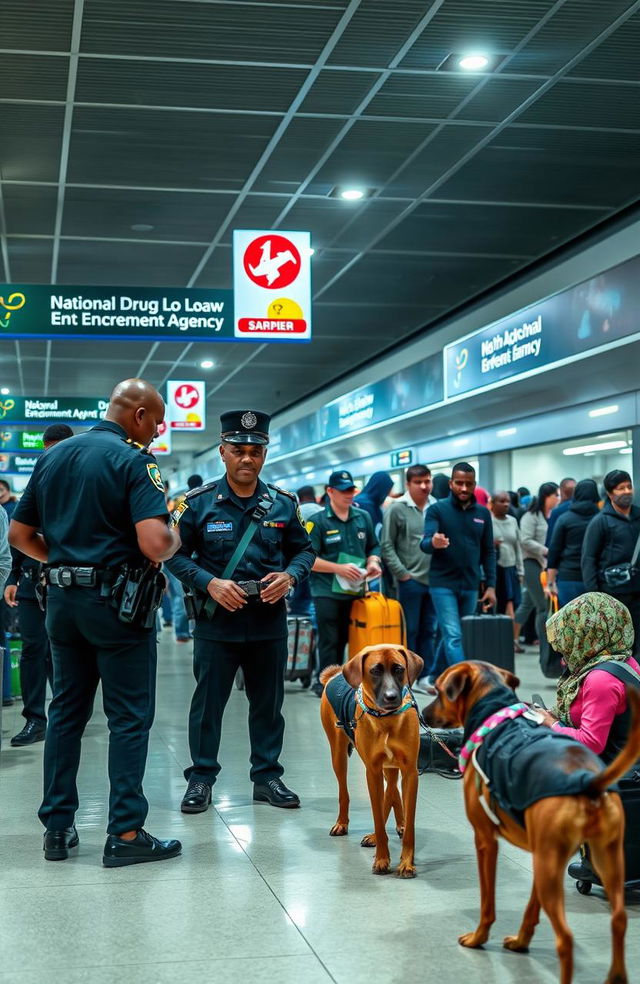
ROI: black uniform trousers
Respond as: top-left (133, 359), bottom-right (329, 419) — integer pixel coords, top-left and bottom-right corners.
top-left (314, 596), bottom-right (353, 677)
top-left (40, 586), bottom-right (157, 835)
top-left (18, 600), bottom-right (52, 726)
top-left (187, 634), bottom-right (287, 785)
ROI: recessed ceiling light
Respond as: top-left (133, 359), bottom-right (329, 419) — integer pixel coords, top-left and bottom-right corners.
top-left (459, 54), bottom-right (489, 70)
top-left (619, 448), bottom-right (633, 455)
top-left (340, 189), bottom-right (364, 201)
top-left (497, 427), bottom-right (517, 437)
top-left (131, 223), bottom-right (154, 232)
top-left (588, 404), bottom-right (619, 418)
top-left (200, 360), bottom-right (214, 369)
top-left (0, 387), bottom-right (9, 395)
top-left (563, 440), bottom-right (627, 456)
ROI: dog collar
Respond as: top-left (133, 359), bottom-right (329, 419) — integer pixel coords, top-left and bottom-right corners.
top-left (458, 702), bottom-right (529, 774)
top-left (355, 685), bottom-right (416, 719)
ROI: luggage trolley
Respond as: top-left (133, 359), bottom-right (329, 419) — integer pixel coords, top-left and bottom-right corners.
top-left (569, 780), bottom-right (640, 896)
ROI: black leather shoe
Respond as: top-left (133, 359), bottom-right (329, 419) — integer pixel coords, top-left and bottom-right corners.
top-left (253, 778), bottom-right (300, 808)
top-left (43, 826), bottom-right (79, 861)
top-left (11, 720), bottom-right (46, 746)
top-left (103, 829), bottom-right (182, 868)
top-left (181, 780), bottom-right (212, 813)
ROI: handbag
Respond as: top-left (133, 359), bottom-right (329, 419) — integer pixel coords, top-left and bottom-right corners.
top-left (602, 530), bottom-right (640, 589)
top-left (417, 724), bottom-right (463, 778)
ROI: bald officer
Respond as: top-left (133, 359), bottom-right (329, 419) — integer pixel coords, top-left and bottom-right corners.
top-left (9, 379), bottom-right (182, 867)
top-left (166, 410), bottom-right (314, 812)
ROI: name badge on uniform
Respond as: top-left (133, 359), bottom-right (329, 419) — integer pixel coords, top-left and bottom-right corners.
top-left (207, 521), bottom-right (233, 533)
top-left (325, 535), bottom-right (341, 544)
top-left (473, 518), bottom-right (485, 525)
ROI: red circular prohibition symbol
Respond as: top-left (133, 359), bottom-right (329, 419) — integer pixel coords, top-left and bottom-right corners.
top-left (243, 234), bottom-right (301, 290)
top-left (173, 384), bottom-right (200, 410)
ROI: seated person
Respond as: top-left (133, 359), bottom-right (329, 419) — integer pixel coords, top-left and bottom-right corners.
top-left (537, 591), bottom-right (640, 884)
top-left (537, 592), bottom-right (640, 762)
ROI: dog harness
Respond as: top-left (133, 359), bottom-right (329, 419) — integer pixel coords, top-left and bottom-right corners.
top-left (458, 702), bottom-right (529, 774)
top-left (324, 673), bottom-right (417, 744)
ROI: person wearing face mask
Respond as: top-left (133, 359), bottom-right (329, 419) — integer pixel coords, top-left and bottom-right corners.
top-left (581, 469), bottom-right (640, 655)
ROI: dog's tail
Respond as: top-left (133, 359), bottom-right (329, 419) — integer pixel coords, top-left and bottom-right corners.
top-left (589, 687), bottom-right (640, 796)
top-left (319, 664), bottom-right (343, 686)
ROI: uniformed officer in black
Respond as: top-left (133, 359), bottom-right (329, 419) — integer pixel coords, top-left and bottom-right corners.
top-left (6, 424), bottom-right (74, 746)
top-left (9, 379), bottom-right (182, 867)
top-left (309, 470), bottom-right (381, 696)
top-left (166, 409), bottom-right (315, 812)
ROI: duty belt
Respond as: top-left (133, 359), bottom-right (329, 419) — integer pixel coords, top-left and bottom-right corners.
top-left (45, 566), bottom-right (103, 588)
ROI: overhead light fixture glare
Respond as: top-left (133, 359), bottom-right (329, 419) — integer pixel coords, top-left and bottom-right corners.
top-left (588, 404), bottom-right (619, 418)
top-left (563, 440), bottom-right (627, 456)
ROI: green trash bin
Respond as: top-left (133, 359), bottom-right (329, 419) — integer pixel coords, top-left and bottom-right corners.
top-left (9, 639), bottom-right (21, 699)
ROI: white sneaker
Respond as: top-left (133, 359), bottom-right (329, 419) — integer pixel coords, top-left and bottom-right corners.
top-left (413, 675), bottom-right (436, 695)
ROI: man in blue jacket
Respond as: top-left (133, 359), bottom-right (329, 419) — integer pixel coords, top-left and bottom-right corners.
top-left (421, 462), bottom-right (496, 668)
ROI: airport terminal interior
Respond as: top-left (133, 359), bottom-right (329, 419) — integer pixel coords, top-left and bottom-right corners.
top-left (2, 1), bottom-right (640, 982)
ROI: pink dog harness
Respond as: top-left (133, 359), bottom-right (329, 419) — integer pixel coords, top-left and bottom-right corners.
top-left (458, 702), bottom-right (529, 774)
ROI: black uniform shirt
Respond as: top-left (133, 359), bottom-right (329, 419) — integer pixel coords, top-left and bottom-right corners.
top-left (13, 420), bottom-right (168, 567)
top-left (308, 504), bottom-right (378, 599)
top-left (165, 474), bottom-right (315, 641)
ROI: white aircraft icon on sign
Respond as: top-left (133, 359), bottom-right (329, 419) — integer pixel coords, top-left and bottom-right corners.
top-left (248, 241), bottom-right (297, 286)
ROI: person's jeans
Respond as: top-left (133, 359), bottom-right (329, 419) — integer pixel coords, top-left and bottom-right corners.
top-left (557, 579), bottom-right (585, 609)
top-left (430, 586), bottom-right (479, 667)
top-left (165, 569), bottom-right (191, 640)
top-left (397, 579), bottom-right (437, 677)
top-left (515, 558), bottom-right (547, 645)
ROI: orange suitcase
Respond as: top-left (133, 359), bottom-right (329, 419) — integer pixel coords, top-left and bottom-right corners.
top-left (348, 591), bottom-right (407, 658)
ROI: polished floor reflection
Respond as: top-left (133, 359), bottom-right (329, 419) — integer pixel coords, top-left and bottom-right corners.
top-left (1, 633), bottom-right (639, 983)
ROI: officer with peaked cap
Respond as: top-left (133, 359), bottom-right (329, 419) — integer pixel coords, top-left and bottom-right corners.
top-left (166, 409), bottom-right (315, 812)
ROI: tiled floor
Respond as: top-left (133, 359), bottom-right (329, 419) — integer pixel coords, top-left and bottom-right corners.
top-left (1, 637), bottom-right (638, 983)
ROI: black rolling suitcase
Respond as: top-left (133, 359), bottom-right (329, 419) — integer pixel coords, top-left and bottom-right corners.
top-left (462, 607), bottom-right (515, 673)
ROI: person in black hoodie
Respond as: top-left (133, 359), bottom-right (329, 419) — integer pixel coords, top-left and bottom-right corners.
top-left (546, 478), bottom-right (600, 608)
top-left (581, 469), bottom-right (640, 655)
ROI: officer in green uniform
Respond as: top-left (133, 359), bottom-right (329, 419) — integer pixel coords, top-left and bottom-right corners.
top-left (166, 410), bottom-right (314, 813)
top-left (9, 379), bottom-right (182, 867)
top-left (308, 470), bottom-right (381, 696)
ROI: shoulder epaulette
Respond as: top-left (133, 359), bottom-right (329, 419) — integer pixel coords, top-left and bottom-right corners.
top-left (268, 484), bottom-right (296, 501)
top-left (124, 438), bottom-right (152, 455)
top-left (185, 480), bottom-right (218, 501)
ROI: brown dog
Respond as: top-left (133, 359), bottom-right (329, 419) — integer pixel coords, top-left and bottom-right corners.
top-left (422, 660), bottom-right (640, 984)
top-left (320, 644), bottom-right (423, 878)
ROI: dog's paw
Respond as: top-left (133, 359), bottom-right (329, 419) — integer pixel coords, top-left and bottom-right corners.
top-left (396, 861), bottom-right (416, 879)
top-left (329, 823), bottom-right (348, 836)
top-left (360, 833), bottom-right (376, 847)
top-left (372, 857), bottom-right (391, 875)
top-left (458, 931), bottom-right (488, 949)
top-left (502, 935), bottom-right (529, 953)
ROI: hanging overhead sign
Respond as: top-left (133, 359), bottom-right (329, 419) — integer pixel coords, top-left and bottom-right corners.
top-left (0, 452), bottom-right (40, 475)
top-left (0, 285), bottom-right (233, 342)
top-left (0, 396), bottom-right (107, 425)
top-left (149, 419), bottom-right (172, 455)
top-left (0, 429), bottom-right (46, 452)
top-left (167, 380), bottom-right (206, 431)
top-left (233, 230), bottom-right (311, 341)
top-left (444, 254), bottom-right (640, 399)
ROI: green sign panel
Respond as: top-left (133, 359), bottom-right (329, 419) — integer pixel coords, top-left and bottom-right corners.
top-left (390, 449), bottom-right (413, 468)
top-left (0, 429), bottom-right (45, 451)
top-left (0, 285), bottom-right (234, 342)
top-left (0, 397), bottom-right (107, 425)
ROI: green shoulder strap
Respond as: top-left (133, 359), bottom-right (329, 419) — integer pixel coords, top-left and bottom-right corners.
top-left (203, 491), bottom-right (275, 618)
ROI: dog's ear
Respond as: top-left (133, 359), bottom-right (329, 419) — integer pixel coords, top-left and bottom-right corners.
top-left (400, 647), bottom-right (424, 685)
top-left (497, 668), bottom-right (520, 691)
top-left (342, 648), bottom-right (369, 688)
top-left (444, 670), bottom-right (472, 703)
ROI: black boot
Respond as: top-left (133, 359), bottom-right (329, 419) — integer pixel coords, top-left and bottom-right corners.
top-left (11, 720), bottom-right (46, 746)
top-left (43, 826), bottom-right (79, 861)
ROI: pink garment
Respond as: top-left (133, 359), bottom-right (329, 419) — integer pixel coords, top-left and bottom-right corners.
top-left (552, 655), bottom-right (640, 755)
top-left (474, 487), bottom-right (489, 506)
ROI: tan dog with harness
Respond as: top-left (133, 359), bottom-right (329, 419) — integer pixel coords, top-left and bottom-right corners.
top-left (320, 644), bottom-right (423, 877)
top-left (422, 659), bottom-right (640, 984)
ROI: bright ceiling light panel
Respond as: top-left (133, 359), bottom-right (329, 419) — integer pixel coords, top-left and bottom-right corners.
top-left (340, 188), bottom-right (365, 201)
top-left (588, 405), bottom-right (619, 418)
top-left (563, 440), bottom-right (627, 456)
top-left (459, 54), bottom-right (489, 70)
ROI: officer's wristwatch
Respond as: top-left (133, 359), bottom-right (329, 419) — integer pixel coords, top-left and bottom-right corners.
top-left (287, 574), bottom-right (296, 592)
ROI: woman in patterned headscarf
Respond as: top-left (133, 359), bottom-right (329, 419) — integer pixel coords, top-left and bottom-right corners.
top-left (536, 592), bottom-right (640, 761)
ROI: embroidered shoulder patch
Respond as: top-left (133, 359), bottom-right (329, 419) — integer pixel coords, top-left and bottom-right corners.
top-left (147, 462), bottom-right (165, 492)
